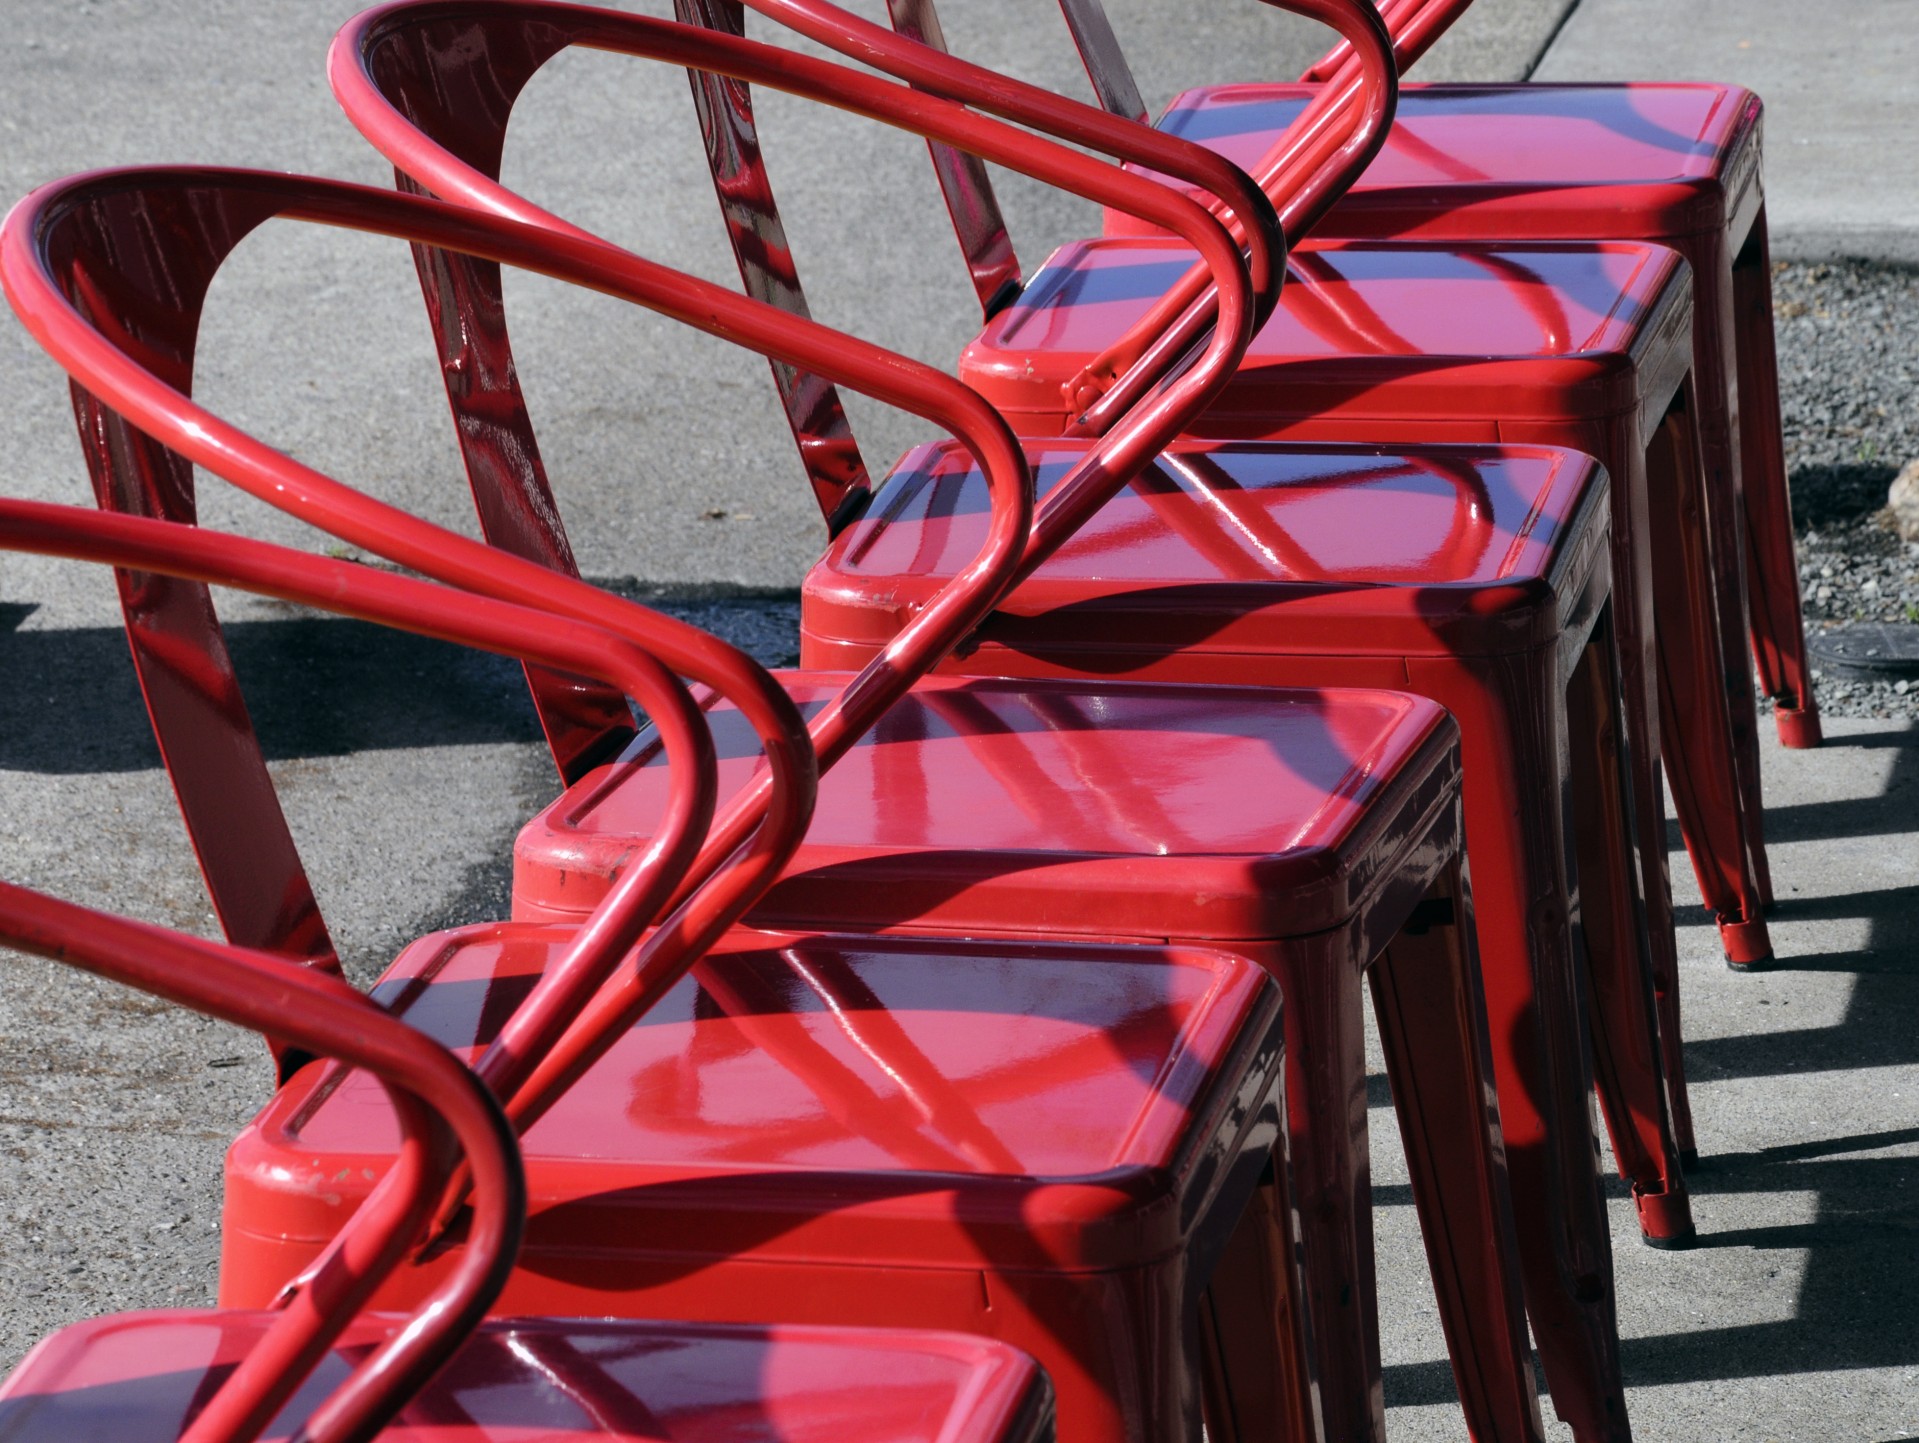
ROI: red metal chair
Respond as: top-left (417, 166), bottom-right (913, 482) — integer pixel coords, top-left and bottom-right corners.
top-left (671, 0), bottom-right (1696, 1412)
top-left (768, 0), bottom-right (1774, 1004)
top-left (735, 9), bottom-right (1748, 1284)
top-left (954, 2), bottom-right (1775, 984)
top-left (322, 9), bottom-right (1556, 1442)
top-left (1102, 0), bottom-right (1820, 755)
top-left (0, 156), bottom-right (1349, 1443)
top-left (0, 499), bottom-right (1052, 1443)
top-left (337, 7), bottom-right (1674, 1438)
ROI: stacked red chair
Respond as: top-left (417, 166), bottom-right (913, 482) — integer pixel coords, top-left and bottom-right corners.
top-left (1105, 0), bottom-right (1821, 757)
top-left (323, 8), bottom-right (1576, 1443)
top-left (841, 0), bottom-right (1821, 1158)
top-left (720, 0), bottom-right (1732, 1143)
top-left (0, 500), bottom-right (1054, 1443)
top-left (957, 3), bottom-right (1778, 983)
top-left (329, 4), bottom-right (1712, 1440)
top-left (807, 0), bottom-right (1782, 1012)
top-left (3, 17), bottom-right (1549, 1443)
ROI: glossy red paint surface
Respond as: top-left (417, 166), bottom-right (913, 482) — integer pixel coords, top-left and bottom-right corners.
top-left (962, 239), bottom-right (1692, 430)
top-left (1112, 83), bottom-right (1762, 242)
top-left (791, 431), bottom-right (1674, 1439)
top-left (227, 925), bottom-right (1281, 1272)
top-left (794, 435), bottom-right (1697, 1223)
top-left (0, 1314), bottom-right (1052, 1443)
top-left (331, 0), bottom-right (1257, 569)
top-left (1097, 77), bottom-right (1816, 743)
top-left (221, 925), bottom-right (1280, 1443)
top-left (510, 677), bottom-right (1458, 939)
top-left (806, 439), bottom-right (1604, 659)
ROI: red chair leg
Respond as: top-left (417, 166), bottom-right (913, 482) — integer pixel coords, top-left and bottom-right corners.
top-left (1560, 410), bottom-right (1699, 1048)
top-left (1265, 945), bottom-right (1383, 1443)
top-left (1690, 230), bottom-right (1774, 908)
top-left (1578, 606), bottom-right (1697, 1162)
top-left (1410, 650), bottom-right (1628, 1441)
top-left (1645, 388), bottom-right (1775, 968)
top-left (1370, 858), bottom-right (1548, 1443)
top-left (1200, 1174), bottom-right (1316, 1443)
top-left (1566, 609), bottom-right (1697, 1227)
top-left (1730, 203), bottom-right (1822, 749)
top-left (989, 1269), bottom-right (1199, 1443)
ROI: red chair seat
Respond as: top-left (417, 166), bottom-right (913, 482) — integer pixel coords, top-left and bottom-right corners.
top-left (486, 679), bottom-right (1549, 1441)
top-left (1108, 83), bottom-right (1761, 244)
top-left (1100, 79), bottom-right (1817, 752)
top-left (228, 925), bottom-right (1279, 1270)
top-left (958, 235), bottom-right (1775, 978)
top-left (960, 238), bottom-right (1690, 436)
top-left (803, 438), bottom-right (1603, 661)
top-left (0, 1312), bottom-right (1051, 1443)
top-left (797, 436), bottom-right (1693, 1243)
top-left (505, 677), bottom-right (1451, 938)
top-left (223, 925), bottom-right (1283, 1443)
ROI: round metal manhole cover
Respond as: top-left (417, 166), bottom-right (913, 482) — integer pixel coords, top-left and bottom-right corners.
top-left (1807, 622), bottom-right (1919, 680)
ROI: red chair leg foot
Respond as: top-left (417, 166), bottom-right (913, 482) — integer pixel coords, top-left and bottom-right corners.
top-left (1633, 1180), bottom-right (1696, 1248)
top-left (1719, 912), bottom-right (1773, 969)
top-left (1774, 702), bottom-right (1822, 750)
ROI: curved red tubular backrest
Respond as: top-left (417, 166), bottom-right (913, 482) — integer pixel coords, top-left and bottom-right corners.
top-left (0, 154), bottom-right (1016, 1133)
top-left (365, 0), bottom-right (876, 542)
top-left (738, 0), bottom-right (1283, 323)
top-left (1302, 0), bottom-right (1468, 81)
top-left (0, 495), bottom-right (735, 1125)
top-left (1, 169), bottom-right (839, 1135)
top-left (0, 598), bottom-right (525, 1443)
top-left (332, 10), bottom-right (1256, 1126)
top-left (1070, 0), bottom-right (1398, 423)
top-left (332, 2), bottom-right (1254, 655)
top-left (729, 0), bottom-right (1284, 409)
top-left (332, 9), bottom-right (1251, 680)
top-left (340, 0), bottom-right (1267, 555)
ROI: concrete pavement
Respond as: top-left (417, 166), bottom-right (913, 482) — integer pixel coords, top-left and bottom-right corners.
top-left (0, 0), bottom-right (1564, 593)
top-left (1533, 0), bottom-right (1919, 262)
top-left (1372, 716), bottom-right (1919, 1441)
top-left (0, 3), bottom-right (1914, 1442)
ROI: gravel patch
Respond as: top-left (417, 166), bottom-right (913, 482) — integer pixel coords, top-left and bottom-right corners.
top-left (1766, 258), bottom-right (1919, 721)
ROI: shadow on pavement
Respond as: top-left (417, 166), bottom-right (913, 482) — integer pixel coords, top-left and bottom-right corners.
top-left (1389, 726), bottom-right (1918, 1406)
top-left (0, 589), bottom-right (800, 773)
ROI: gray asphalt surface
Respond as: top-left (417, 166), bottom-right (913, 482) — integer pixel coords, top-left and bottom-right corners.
top-left (0, 0), bottom-right (1574, 593)
top-left (1533, 0), bottom-right (1919, 263)
top-left (1, 4), bottom-right (1915, 1442)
